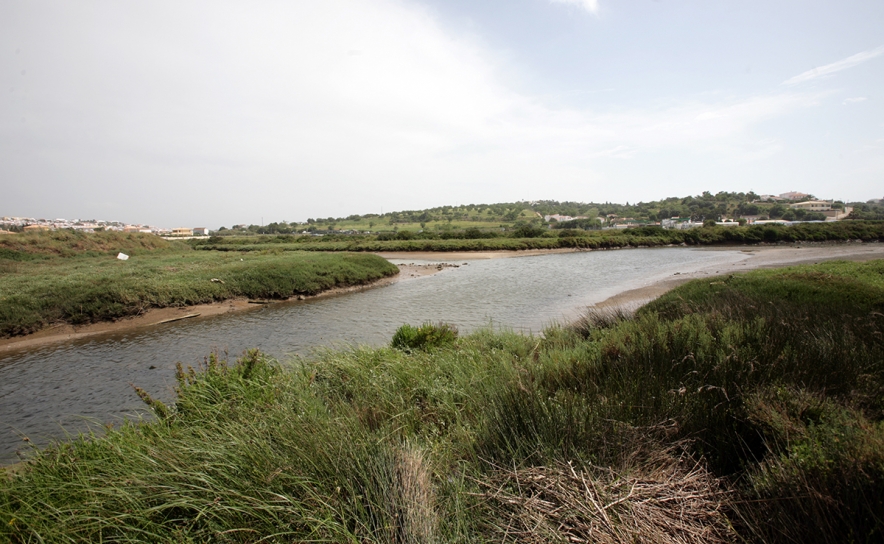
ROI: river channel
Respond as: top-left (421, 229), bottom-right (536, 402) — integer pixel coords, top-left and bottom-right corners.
top-left (0, 248), bottom-right (748, 463)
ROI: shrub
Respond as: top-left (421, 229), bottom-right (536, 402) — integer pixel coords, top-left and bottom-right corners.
top-left (391, 322), bottom-right (458, 351)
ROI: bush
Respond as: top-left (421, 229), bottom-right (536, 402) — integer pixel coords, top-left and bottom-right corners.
top-left (391, 322), bottom-right (458, 351)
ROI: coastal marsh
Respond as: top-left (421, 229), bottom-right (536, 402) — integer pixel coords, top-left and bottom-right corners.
top-left (0, 232), bottom-right (398, 338)
top-left (2, 259), bottom-right (883, 542)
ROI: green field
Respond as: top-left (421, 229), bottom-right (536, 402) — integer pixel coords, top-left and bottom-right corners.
top-left (0, 231), bottom-right (399, 338)
top-left (3, 259), bottom-right (883, 542)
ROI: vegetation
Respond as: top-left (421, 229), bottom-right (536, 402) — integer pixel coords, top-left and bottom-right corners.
top-left (0, 229), bottom-right (176, 256)
top-left (848, 200), bottom-right (884, 221)
top-left (391, 322), bottom-right (458, 352)
top-left (0, 231), bottom-right (398, 338)
top-left (212, 191), bottom-right (875, 236)
top-left (2, 259), bottom-right (883, 542)
top-left (192, 220), bottom-right (884, 253)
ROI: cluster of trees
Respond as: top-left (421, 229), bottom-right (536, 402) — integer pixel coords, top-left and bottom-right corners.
top-left (848, 201), bottom-right (884, 220)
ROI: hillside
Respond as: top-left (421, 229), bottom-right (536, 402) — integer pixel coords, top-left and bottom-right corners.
top-left (214, 191), bottom-right (875, 235)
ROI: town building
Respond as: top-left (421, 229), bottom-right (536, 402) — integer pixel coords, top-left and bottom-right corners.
top-left (789, 200), bottom-right (832, 212)
top-left (779, 191), bottom-right (810, 201)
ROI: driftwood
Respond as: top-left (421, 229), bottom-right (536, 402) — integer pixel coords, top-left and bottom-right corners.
top-left (154, 313), bottom-right (200, 325)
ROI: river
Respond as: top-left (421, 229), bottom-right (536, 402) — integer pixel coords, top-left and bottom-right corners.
top-left (0, 247), bottom-right (748, 463)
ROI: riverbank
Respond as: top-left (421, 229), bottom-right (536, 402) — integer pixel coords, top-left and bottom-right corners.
top-left (593, 242), bottom-right (884, 309)
top-left (0, 248), bottom-right (399, 343)
top-left (0, 262), bottom-right (443, 353)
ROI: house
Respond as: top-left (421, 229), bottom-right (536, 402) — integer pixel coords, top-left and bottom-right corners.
top-left (171, 227), bottom-right (193, 237)
top-left (192, 227), bottom-right (209, 236)
top-left (779, 191), bottom-right (810, 201)
top-left (789, 200), bottom-right (832, 212)
top-left (23, 224), bottom-right (50, 232)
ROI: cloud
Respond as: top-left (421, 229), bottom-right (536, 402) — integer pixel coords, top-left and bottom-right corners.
top-left (0, 0), bottom-right (829, 226)
top-left (782, 45), bottom-right (884, 86)
top-left (843, 97), bottom-right (868, 105)
top-left (548, 0), bottom-right (599, 14)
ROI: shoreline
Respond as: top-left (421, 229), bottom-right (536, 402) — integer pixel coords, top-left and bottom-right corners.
top-left (0, 264), bottom-right (445, 353)
top-left (2, 243), bottom-right (882, 353)
top-left (593, 242), bottom-right (884, 309)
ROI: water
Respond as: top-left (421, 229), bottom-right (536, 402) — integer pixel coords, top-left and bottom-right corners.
top-left (0, 248), bottom-right (747, 462)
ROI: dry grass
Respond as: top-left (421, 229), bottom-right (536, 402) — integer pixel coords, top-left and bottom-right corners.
top-left (392, 445), bottom-right (438, 544)
top-left (476, 447), bottom-right (736, 544)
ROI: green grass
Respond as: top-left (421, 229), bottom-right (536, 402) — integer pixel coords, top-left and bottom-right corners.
top-left (0, 235), bottom-right (398, 337)
top-left (2, 260), bottom-right (883, 542)
top-left (0, 230), bottom-right (178, 256)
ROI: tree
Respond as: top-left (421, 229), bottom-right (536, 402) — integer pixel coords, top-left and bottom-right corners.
top-left (769, 204), bottom-right (786, 219)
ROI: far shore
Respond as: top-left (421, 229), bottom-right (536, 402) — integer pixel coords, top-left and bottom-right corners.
top-left (2, 242), bottom-right (882, 353)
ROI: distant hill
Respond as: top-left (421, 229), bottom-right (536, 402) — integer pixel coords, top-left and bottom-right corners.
top-left (216, 191), bottom-right (869, 235)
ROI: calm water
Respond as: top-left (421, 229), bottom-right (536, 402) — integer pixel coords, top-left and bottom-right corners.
top-left (0, 248), bottom-right (747, 463)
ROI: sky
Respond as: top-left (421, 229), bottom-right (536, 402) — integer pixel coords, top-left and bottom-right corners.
top-left (1, 0), bottom-right (882, 228)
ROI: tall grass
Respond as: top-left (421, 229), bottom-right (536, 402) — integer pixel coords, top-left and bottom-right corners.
top-left (2, 260), bottom-right (883, 542)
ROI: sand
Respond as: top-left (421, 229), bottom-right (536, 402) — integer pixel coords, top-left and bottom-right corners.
top-left (2, 243), bottom-right (882, 352)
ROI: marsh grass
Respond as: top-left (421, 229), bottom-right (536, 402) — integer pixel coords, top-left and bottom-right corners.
top-left (2, 260), bottom-right (883, 542)
top-left (0, 248), bottom-right (398, 337)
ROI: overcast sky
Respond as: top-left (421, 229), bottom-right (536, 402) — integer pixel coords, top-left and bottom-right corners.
top-left (2, 0), bottom-right (882, 228)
